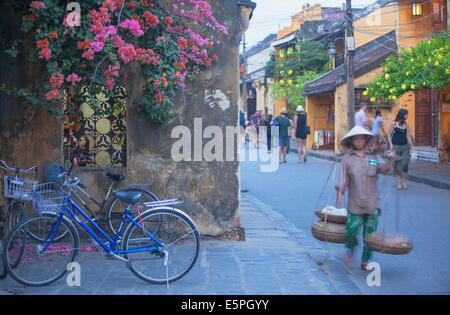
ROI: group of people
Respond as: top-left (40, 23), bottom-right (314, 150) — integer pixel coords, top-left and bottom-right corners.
top-left (242, 103), bottom-right (414, 270)
top-left (243, 105), bottom-right (309, 164)
top-left (355, 103), bottom-right (414, 190)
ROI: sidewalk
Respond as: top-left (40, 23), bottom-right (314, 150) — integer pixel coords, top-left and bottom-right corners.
top-left (289, 140), bottom-right (450, 190)
top-left (0, 193), bottom-right (360, 295)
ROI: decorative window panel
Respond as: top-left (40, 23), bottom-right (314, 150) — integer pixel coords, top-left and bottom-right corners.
top-left (63, 86), bottom-right (127, 168)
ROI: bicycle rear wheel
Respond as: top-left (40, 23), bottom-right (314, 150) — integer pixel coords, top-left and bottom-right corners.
top-left (106, 189), bottom-right (159, 236)
top-left (3, 213), bottom-right (79, 287)
top-left (122, 208), bottom-right (200, 284)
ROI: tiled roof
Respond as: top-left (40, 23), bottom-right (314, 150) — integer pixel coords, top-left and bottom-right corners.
top-left (244, 33), bottom-right (277, 57)
top-left (303, 30), bottom-right (397, 96)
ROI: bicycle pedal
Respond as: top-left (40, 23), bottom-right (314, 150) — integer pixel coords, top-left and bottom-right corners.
top-left (103, 252), bottom-right (116, 260)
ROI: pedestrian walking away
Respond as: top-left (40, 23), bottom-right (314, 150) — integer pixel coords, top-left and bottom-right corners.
top-left (250, 110), bottom-right (265, 148)
top-left (265, 114), bottom-right (273, 153)
top-left (293, 105), bottom-right (308, 163)
top-left (370, 109), bottom-right (387, 153)
top-left (387, 109), bottom-right (414, 190)
top-left (355, 103), bottom-right (370, 130)
top-left (272, 108), bottom-right (292, 164)
top-left (335, 125), bottom-right (396, 271)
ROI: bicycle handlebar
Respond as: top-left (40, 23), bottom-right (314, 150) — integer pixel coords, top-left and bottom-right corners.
top-left (0, 159), bottom-right (37, 173)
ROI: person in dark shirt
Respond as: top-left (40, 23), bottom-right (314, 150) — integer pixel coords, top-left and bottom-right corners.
top-left (387, 109), bottom-right (414, 190)
top-left (293, 105), bottom-right (308, 163)
top-left (272, 108), bottom-right (292, 163)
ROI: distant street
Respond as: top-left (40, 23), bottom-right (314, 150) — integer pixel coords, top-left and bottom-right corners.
top-left (240, 144), bottom-right (450, 295)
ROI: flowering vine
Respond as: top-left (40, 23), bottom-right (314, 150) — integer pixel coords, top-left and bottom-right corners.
top-left (365, 34), bottom-right (450, 106)
top-left (3, 0), bottom-right (227, 124)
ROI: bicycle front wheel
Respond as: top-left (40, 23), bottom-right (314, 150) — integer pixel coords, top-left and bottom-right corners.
top-left (0, 245), bottom-right (6, 279)
top-left (3, 213), bottom-right (79, 287)
top-left (122, 208), bottom-right (200, 284)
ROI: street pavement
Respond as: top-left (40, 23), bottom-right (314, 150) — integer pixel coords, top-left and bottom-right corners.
top-left (240, 143), bottom-right (450, 295)
top-left (0, 187), bottom-right (359, 295)
top-left (1, 142), bottom-right (448, 295)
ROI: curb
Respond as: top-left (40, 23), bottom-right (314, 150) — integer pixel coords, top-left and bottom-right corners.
top-left (242, 192), bottom-right (362, 295)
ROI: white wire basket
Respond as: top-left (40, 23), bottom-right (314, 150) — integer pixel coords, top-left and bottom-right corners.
top-left (3, 176), bottom-right (37, 201)
top-left (32, 183), bottom-right (70, 215)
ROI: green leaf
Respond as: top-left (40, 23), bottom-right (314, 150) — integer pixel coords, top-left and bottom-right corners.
top-left (5, 49), bottom-right (19, 58)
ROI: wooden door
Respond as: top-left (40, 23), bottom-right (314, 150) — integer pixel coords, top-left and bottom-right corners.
top-left (415, 88), bottom-right (438, 147)
top-left (432, 0), bottom-right (447, 33)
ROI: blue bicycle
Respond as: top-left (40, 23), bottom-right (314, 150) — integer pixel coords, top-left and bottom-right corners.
top-left (2, 171), bottom-right (200, 287)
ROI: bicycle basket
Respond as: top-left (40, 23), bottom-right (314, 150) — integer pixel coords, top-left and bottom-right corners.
top-left (4, 176), bottom-right (37, 201)
top-left (32, 183), bottom-right (69, 215)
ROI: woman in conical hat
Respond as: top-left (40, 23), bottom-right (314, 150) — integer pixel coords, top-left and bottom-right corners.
top-left (336, 126), bottom-right (397, 270)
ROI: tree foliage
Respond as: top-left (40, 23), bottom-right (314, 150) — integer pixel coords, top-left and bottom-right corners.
top-left (365, 32), bottom-right (450, 105)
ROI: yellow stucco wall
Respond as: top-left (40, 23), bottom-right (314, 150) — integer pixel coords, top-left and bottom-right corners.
top-left (354, 2), bottom-right (397, 48)
top-left (277, 5), bottom-right (323, 39)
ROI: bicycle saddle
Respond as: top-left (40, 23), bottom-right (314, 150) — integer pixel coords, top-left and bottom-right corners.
top-left (114, 191), bottom-right (142, 205)
top-left (106, 172), bottom-right (125, 182)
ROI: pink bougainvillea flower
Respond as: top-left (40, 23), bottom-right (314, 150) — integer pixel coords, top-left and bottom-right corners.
top-left (30, 1), bottom-right (45, 9)
top-left (153, 80), bottom-right (160, 88)
top-left (39, 48), bottom-right (52, 60)
top-left (77, 40), bottom-right (93, 50)
top-left (50, 72), bottom-right (64, 89)
top-left (82, 49), bottom-right (95, 60)
top-left (104, 64), bottom-right (120, 78)
top-left (143, 11), bottom-right (160, 27)
top-left (113, 35), bottom-right (125, 48)
top-left (126, 1), bottom-right (138, 9)
top-left (103, 0), bottom-right (124, 11)
top-left (118, 44), bottom-right (136, 63)
top-left (178, 37), bottom-right (188, 49)
top-left (91, 41), bottom-right (105, 53)
top-left (119, 19), bottom-right (144, 37)
top-left (66, 73), bottom-right (81, 86)
top-left (156, 90), bottom-right (164, 102)
top-left (45, 89), bottom-right (60, 100)
top-left (36, 39), bottom-right (49, 49)
top-left (48, 31), bottom-right (58, 39)
top-left (159, 77), bottom-right (168, 87)
top-left (89, 7), bottom-right (110, 25)
top-left (164, 16), bottom-right (173, 24)
top-left (104, 77), bottom-right (115, 90)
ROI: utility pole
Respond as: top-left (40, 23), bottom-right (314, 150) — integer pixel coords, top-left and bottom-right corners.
top-left (242, 33), bottom-right (248, 119)
top-left (345, 0), bottom-right (355, 130)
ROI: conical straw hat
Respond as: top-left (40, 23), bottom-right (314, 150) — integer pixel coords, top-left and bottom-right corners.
top-left (340, 125), bottom-right (374, 149)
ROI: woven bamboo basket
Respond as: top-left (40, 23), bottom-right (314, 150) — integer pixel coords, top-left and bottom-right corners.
top-left (311, 220), bottom-right (346, 243)
top-left (364, 233), bottom-right (413, 255)
top-left (315, 210), bottom-right (347, 224)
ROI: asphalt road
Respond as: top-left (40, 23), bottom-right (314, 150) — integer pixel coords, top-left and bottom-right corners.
top-left (240, 145), bottom-right (450, 295)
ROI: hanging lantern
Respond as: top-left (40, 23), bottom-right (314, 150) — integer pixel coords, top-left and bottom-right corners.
top-left (412, 2), bottom-right (422, 16)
